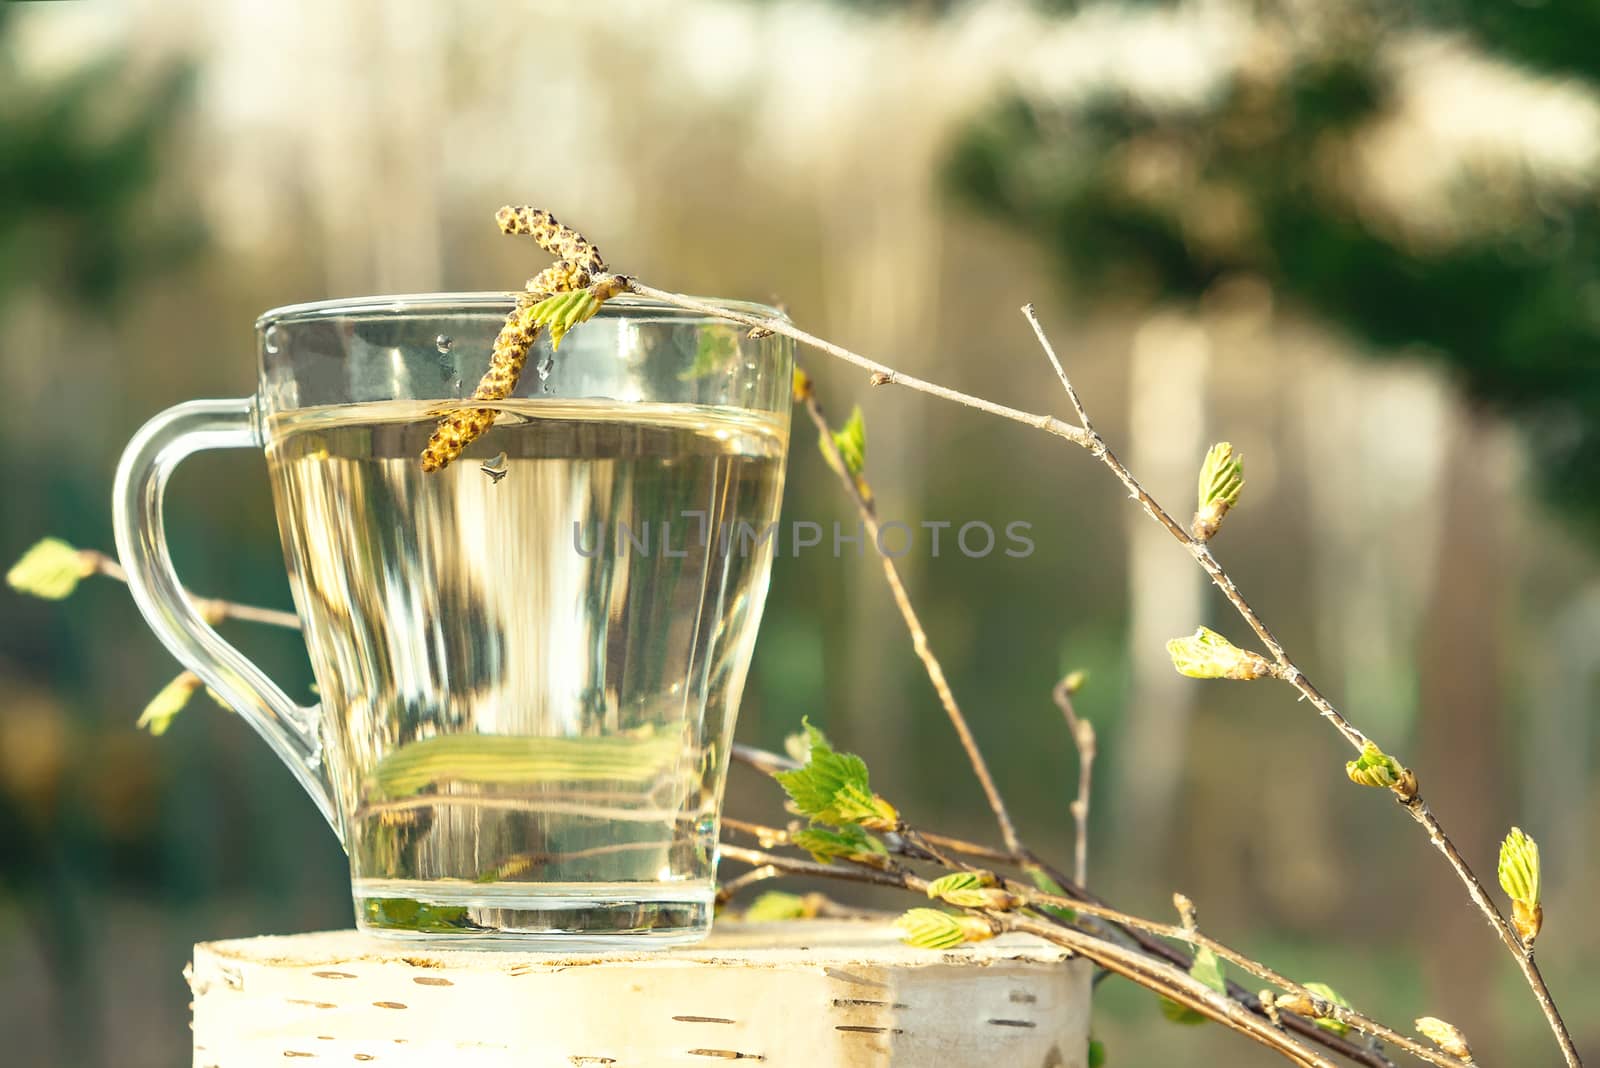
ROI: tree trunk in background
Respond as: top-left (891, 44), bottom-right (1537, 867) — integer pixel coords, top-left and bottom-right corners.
top-left (1530, 585), bottom-right (1600, 918)
top-left (1114, 311), bottom-right (1209, 883)
top-left (1417, 407), bottom-right (1509, 1046)
top-left (816, 75), bottom-right (948, 774)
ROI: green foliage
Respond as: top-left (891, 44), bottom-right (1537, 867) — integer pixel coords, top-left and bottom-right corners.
top-left (528, 289), bottom-right (602, 350)
top-left (1345, 741), bottom-right (1407, 790)
top-left (1088, 1038), bottom-right (1107, 1068)
top-left (1160, 945), bottom-right (1227, 1025)
top-left (828, 405), bottom-right (867, 478)
top-left (0, 21), bottom-right (203, 308)
top-left (775, 719), bottom-right (897, 829)
top-left (362, 897), bottom-right (478, 933)
top-left (895, 907), bottom-right (993, 949)
top-left (1165, 627), bottom-right (1274, 681)
top-left (1194, 442), bottom-right (1243, 539)
top-left (1415, 1015), bottom-right (1474, 1060)
top-left (1197, 443), bottom-right (1243, 511)
top-left (1498, 826), bottom-right (1541, 909)
top-left (942, 2), bottom-right (1600, 529)
top-left (1302, 982), bottom-right (1353, 1036)
top-left (136, 672), bottom-right (200, 736)
top-left (926, 871), bottom-right (990, 897)
top-left (742, 891), bottom-right (815, 922)
top-left (897, 907), bottom-right (966, 949)
top-left (1499, 825), bottom-right (1543, 944)
top-left (926, 871), bottom-right (1020, 910)
top-left (6, 537), bottom-right (89, 600)
top-left (791, 823), bottom-right (888, 865)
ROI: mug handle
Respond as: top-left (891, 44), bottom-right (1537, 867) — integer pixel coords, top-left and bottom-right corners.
top-left (112, 398), bottom-right (342, 842)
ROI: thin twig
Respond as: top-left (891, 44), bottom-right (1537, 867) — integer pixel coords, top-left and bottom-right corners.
top-left (731, 741), bottom-right (799, 775)
top-left (797, 377), bottom-right (1024, 857)
top-left (1052, 675), bottom-right (1096, 886)
top-left (1005, 881), bottom-right (1458, 1068)
top-left (718, 842), bottom-right (1336, 1068)
top-left (714, 864), bottom-right (781, 906)
top-left (645, 267), bottom-right (1575, 1064)
top-left (1017, 304), bottom-right (1579, 1067)
top-left (721, 815), bottom-right (792, 849)
top-left (722, 757), bottom-right (1398, 1068)
top-left (79, 549), bottom-right (302, 630)
top-left (1023, 303), bottom-right (1096, 437)
top-left (616, 278), bottom-right (1091, 449)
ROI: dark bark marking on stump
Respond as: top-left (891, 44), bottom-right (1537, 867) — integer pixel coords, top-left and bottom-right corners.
top-left (372, 1001), bottom-right (408, 1010)
top-left (569, 1058), bottom-right (617, 1065)
top-left (353, 1056), bottom-right (376, 1063)
top-left (835, 1025), bottom-right (904, 1035)
top-left (1009, 991), bottom-right (1038, 1004)
top-left (988, 1018), bottom-right (1038, 1028)
top-left (686, 1049), bottom-right (765, 1060)
top-left (287, 999), bottom-right (337, 1009)
top-left (283, 1052), bottom-right (315, 1058)
top-left (673, 1015), bottom-right (736, 1024)
top-left (831, 998), bottom-right (907, 1009)
top-left (823, 968), bottom-right (887, 989)
top-left (412, 977), bottom-right (453, 987)
top-left (313, 971), bottom-right (357, 980)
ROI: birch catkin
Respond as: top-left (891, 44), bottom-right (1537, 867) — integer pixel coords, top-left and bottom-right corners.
top-left (420, 209), bottom-right (610, 472)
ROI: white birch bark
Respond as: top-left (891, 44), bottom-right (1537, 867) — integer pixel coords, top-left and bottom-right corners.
top-left (190, 921), bottom-right (1092, 1067)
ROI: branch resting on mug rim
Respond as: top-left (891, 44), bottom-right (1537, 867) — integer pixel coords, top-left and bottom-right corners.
top-left (466, 205), bottom-right (1574, 1066)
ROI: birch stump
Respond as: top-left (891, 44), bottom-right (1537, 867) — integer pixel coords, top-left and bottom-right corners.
top-left (189, 920), bottom-right (1092, 1067)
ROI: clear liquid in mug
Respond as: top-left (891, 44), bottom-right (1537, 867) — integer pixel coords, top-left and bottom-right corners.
top-left (266, 399), bottom-right (787, 942)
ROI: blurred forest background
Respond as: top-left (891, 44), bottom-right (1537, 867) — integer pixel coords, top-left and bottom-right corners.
top-left (2, 0), bottom-right (1597, 1064)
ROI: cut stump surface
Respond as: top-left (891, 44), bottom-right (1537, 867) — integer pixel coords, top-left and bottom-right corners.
top-left (189, 920), bottom-right (1092, 1066)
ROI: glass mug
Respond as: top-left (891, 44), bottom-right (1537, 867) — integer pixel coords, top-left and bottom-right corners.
top-left (113, 293), bottom-right (792, 944)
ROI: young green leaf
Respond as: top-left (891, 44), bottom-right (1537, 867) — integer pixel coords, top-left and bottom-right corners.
top-left (774, 719), bottom-right (897, 829)
top-left (742, 891), bottom-right (819, 923)
top-left (1160, 946), bottom-right (1226, 1025)
top-left (1415, 1016), bottom-right (1474, 1061)
top-left (927, 871), bottom-right (991, 896)
top-left (137, 671), bottom-right (203, 736)
top-left (790, 823), bottom-right (888, 866)
top-left (926, 871), bottom-right (1021, 910)
top-left (1193, 442), bottom-right (1244, 540)
top-left (1088, 1038), bottom-right (1107, 1068)
top-left (1498, 826), bottom-right (1542, 946)
top-left (7, 538), bottom-right (93, 600)
top-left (895, 908), bottom-right (992, 949)
top-left (528, 289), bottom-right (603, 351)
top-left (1165, 627), bottom-right (1275, 681)
top-left (829, 406), bottom-right (867, 478)
top-left (1345, 741), bottom-right (1417, 800)
top-left (1301, 982), bottom-right (1353, 1036)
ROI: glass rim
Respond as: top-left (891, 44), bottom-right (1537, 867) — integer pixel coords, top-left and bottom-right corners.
top-left (255, 291), bottom-right (787, 331)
